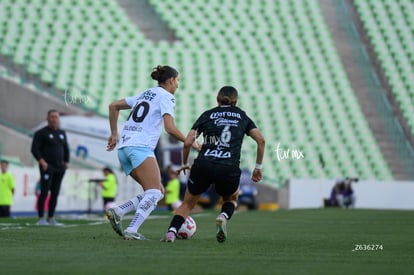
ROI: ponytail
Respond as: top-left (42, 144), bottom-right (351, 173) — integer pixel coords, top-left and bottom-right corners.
top-left (150, 65), bottom-right (179, 84)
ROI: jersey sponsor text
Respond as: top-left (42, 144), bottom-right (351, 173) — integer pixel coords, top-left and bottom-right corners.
top-left (210, 111), bottom-right (242, 119)
top-left (137, 90), bottom-right (156, 102)
top-left (204, 149), bottom-right (231, 158)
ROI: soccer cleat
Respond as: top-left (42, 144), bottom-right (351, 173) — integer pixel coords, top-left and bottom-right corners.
top-left (36, 218), bottom-right (49, 226)
top-left (48, 218), bottom-right (63, 226)
top-left (106, 208), bottom-right (123, 237)
top-left (123, 231), bottom-right (149, 241)
top-left (160, 231), bottom-right (176, 243)
top-left (216, 215), bottom-right (227, 243)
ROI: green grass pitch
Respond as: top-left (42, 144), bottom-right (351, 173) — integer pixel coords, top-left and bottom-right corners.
top-left (1, 209), bottom-right (413, 275)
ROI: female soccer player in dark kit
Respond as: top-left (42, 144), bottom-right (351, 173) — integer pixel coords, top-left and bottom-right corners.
top-left (161, 86), bottom-right (265, 243)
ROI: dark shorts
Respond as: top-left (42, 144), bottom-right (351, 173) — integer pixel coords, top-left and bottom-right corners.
top-left (0, 205), bottom-right (11, 217)
top-left (103, 197), bottom-right (115, 209)
top-left (187, 159), bottom-right (241, 197)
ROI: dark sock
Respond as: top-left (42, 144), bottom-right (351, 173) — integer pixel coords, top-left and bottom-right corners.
top-left (221, 201), bottom-right (235, 220)
top-left (168, 215), bottom-right (185, 233)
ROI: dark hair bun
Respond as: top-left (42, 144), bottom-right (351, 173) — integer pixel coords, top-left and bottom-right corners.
top-left (150, 65), bottom-right (178, 84)
top-left (221, 96), bottom-right (233, 105)
top-left (150, 65), bottom-right (163, 81)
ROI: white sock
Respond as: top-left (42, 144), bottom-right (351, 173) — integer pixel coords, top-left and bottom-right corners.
top-left (125, 189), bottom-right (163, 233)
top-left (220, 212), bottom-right (229, 220)
top-left (116, 194), bottom-right (143, 216)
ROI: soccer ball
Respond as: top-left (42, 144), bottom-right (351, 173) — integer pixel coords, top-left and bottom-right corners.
top-left (177, 216), bottom-right (196, 239)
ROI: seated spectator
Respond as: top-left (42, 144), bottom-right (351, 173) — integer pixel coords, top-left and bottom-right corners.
top-left (329, 178), bottom-right (356, 208)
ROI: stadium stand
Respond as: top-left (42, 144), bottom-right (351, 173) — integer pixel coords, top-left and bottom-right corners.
top-left (0, 0), bottom-right (396, 182)
top-left (354, 0), bottom-right (414, 135)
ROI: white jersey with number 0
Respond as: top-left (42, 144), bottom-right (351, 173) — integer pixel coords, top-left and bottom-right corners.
top-left (118, 86), bottom-right (175, 150)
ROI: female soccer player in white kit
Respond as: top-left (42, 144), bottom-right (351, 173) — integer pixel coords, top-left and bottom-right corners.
top-left (106, 65), bottom-right (189, 240)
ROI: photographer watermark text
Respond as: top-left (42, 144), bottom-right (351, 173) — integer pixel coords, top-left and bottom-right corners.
top-left (275, 142), bottom-right (304, 162)
top-left (63, 88), bottom-right (91, 106)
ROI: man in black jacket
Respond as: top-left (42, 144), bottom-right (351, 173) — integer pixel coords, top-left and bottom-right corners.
top-left (31, 110), bottom-right (69, 225)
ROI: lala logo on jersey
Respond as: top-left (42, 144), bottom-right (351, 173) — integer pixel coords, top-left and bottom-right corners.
top-left (204, 149), bottom-right (231, 158)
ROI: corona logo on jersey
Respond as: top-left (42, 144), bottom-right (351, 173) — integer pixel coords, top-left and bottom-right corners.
top-left (209, 111), bottom-right (241, 119)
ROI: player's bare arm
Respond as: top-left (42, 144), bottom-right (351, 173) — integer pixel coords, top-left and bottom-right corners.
top-left (164, 115), bottom-right (200, 151)
top-left (107, 99), bottom-right (130, 151)
top-left (163, 114), bottom-right (187, 142)
top-left (176, 129), bottom-right (197, 175)
top-left (248, 128), bottom-right (265, 182)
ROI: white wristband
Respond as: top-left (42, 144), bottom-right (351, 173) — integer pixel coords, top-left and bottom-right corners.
top-left (255, 163), bottom-right (262, 170)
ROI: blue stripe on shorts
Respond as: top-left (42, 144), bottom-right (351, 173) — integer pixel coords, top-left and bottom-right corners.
top-left (118, 146), bottom-right (155, 175)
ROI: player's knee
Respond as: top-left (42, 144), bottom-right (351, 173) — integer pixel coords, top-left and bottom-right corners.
top-left (145, 188), bottom-right (164, 203)
top-left (223, 192), bottom-right (239, 203)
top-left (159, 184), bottom-right (165, 195)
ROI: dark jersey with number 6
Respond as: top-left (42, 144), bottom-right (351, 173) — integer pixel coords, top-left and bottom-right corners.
top-left (191, 106), bottom-right (257, 165)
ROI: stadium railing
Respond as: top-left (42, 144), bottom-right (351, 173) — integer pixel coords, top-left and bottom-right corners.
top-left (335, 0), bottom-right (414, 180)
top-left (354, 0), bottom-right (414, 135)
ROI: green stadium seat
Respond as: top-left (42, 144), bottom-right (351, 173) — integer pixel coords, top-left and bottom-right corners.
top-left (355, 0), bottom-right (414, 134)
top-left (0, 0), bottom-right (395, 182)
